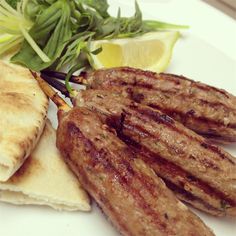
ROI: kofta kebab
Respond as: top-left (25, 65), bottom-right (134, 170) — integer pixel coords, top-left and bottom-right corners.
top-left (32, 71), bottom-right (215, 236)
top-left (31, 67), bottom-right (236, 236)
top-left (42, 67), bottom-right (236, 143)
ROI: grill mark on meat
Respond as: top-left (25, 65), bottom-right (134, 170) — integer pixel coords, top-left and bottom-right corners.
top-left (149, 103), bottom-right (236, 129)
top-left (60, 126), bottom-right (131, 233)
top-left (119, 83), bottom-right (236, 128)
top-left (67, 122), bottom-right (172, 234)
top-left (199, 142), bottom-right (236, 164)
top-left (102, 79), bottom-right (152, 90)
top-left (96, 76), bottom-right (236, 128)
top-left (105, 104), bottom-right (234, 170)
top-left (162, 73), bottom-right (231, 99)
top-left (117, 129), bottom-right (235, 209)
top-left (116, 67), bottom-right (183, 87)
top-left (103, 67), bottom-right (230, 99)
top-left (197, 132), bottom-right (229, 141)
top-left (123, 119), bottom-right (232, 174)
top-left (123, 82), bottom-right (236, 116)
top-left (131, 106), bottom-right (175, 125)
top-left (148, 103), bottom-right (236, 142)
top-left (89, 70), bottom-right (236, 142)
top-left (146, 90), bottom-right (235, 115)
top-left (65, 123), bottom-right (135, 235)
top-left (119, 67), bottom-right (159, 79)
top-left (132, 106), bottom-right (235, 165)
top-left (161, 178), bottom-right (226, 215)
top-left (194, 84), bottom-right (230, 98)
top-left (66, 158), bottom-right (131, 235)
top-left (198, 99), bottom-right (236, 112)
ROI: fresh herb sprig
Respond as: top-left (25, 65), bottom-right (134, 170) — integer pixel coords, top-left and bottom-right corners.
top-left (6, 0), bottom-right (20, 9)
top-left (0, 0), bottom-right (188, 73)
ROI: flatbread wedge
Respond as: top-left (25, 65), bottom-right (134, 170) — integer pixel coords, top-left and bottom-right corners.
top-left (0, 120), bottom-right (91, 211)
top-left (0, 61), bottom-right (48, 181)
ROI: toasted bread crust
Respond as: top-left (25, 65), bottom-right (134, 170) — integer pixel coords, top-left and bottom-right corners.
top-left (0, 61), bottom-right (48, 181)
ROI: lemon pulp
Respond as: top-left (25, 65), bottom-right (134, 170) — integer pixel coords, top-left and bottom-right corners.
top-left (91, 31), bottom-right (180, 72)
top-left (123, 40), bottom-right (164, 68)
top-left (97, 43), bottom-right (123, 67)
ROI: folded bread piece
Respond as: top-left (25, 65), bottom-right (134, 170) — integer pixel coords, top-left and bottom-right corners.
top-left (0, 121), bottom-right (91, 211)
top-left (0, 61), bottom-right (48, 181)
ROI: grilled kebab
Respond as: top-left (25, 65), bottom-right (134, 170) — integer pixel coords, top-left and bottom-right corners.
top-left (57, 107), bottom-right (214, 236)
top-left (74, 89), bottom-right (236, 216)
top-left (74, 67), bottom-right (236, 143)
top-left (32, 73), bottom-right (214, 236)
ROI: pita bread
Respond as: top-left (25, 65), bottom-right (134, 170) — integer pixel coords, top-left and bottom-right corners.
top-left (0, 61), bottom-right (48, 181)
top-left (0, 121), bottom-right (91, 211)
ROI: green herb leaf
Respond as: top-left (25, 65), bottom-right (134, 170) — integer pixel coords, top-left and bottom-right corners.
top-left (6, 0), bottom-right (20, 9)
top-left (11, 0), bottom-right (72, 71)
top-left (57, 32), bottom-right (94, 70)
top-left (76, 0), bottom-right (109, 18)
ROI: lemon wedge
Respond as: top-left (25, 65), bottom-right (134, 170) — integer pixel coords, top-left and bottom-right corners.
top-left (90, 31), bottom-right (180, 72)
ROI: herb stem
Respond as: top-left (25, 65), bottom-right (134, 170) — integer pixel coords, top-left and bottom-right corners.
top-left (19, 24), bottom-right (50, 62)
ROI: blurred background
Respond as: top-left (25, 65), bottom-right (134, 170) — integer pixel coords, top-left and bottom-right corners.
top-left (202, 0), bottom-right (235, 19)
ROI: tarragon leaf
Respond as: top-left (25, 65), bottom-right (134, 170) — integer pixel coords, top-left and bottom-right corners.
top-left (57, 32), bottom-right (94, 69)
top-left (6, 0), bottom-right (21, 9)
top-left (76, 0), bottom-right (109, 18)
top-left (11, 0), bottom-right (72, 71)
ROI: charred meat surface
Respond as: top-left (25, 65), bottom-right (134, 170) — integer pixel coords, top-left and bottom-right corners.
top-left (82, 67), bottom-right (236, 142)
top-left (56, 107), bottom-right (214, 236)
top-left (75, 90), bottom-right (236, 216)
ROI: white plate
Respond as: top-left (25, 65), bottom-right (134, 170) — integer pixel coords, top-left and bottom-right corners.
top-left (0, 1), bottom-right (236, 236)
